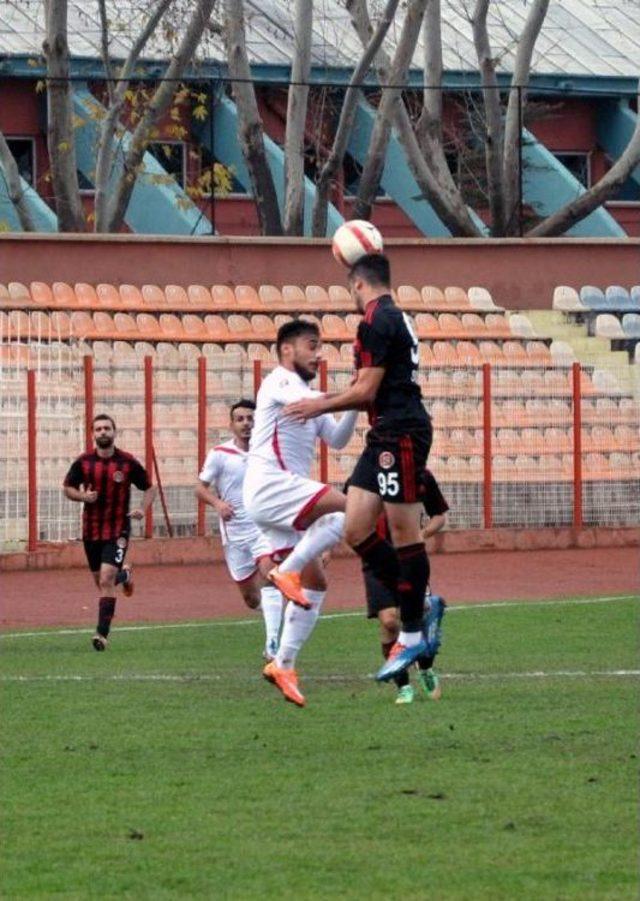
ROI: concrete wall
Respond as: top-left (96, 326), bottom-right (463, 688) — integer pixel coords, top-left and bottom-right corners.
top-left (1, 233), bottom-right (638, 309)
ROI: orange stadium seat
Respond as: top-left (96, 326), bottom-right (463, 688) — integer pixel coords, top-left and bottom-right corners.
top-left (159, 314), bottom-right (186, 339)
top-left (114, 313), bottom-right (139, 337)
top-left (419, 344), bottom-right (435, 364)
top-left (183, 314), bottom-right (208, 339)
top-left (51, 282), bottom-right (76, 307)
top-left (204, 315), bottom-right (230, 340)
top-left (251, 314), bottom-right (277, 339)
top-left (258, 285), bottom-right (282, 306)
top-left (74, 283), bottom-right (99, 308)
top-left (165, 285), bottom-right (189, 309)
top-left (30, 282), bottom-right (53, 305)
top-left (478, 341), bottom-right (504, 364)
top-left (456, 341), bottom-right (482, 364)
top-left (502, 340), bottom-right (528, 363)
top-left (526, 341), bottom-right (552, 364)
top-left (460, 313), bottom-right (487, 335)
top-left (247, 342), bottom-right (271, 361)
top-left (187, 285), bottom-right (213, 307)
top-left (136, 313), bottom-right (162, 339)
top-left (96, 284), bottom-right (120, 308)
top-left (274, 314), bottom-right (293, 330)
top-left (485, 313), bottom-right (511, 337)
top-left (397, 285), bottom-right (421, 307)
top-left (438, 313), bottom-right (463, 334)
top-left (9, 309), bottom-right (31, 338)
top-left (322, 314), bottom-right (350, 340)
top-left (30, 311), bottom-right (51, 337)
top-left (93, 311), bottom-right (115, 335)
top-left (328, 285), bottom-right (351, 309)
top-left (235, 285), bottom-right (260, 309)
top-left (211, 285), bottom-right (236, 308)
top-left (0, 284), bottom-right (10, 307)
top-left (305, 285), bottom-right (330, 309)
top-left (51, 310), bottom-right (73, 339)
top-left (228, 314), bottom-right (252, 337)
top-left (415, 313), bottom-right (440, 335)
top-left (134, 341), bottom-right (156, 360)
top-left (141, 284), bottom-right (167, 306)
top-left (282, 285), bottom-right (306, 307)
top-left (421, 286), bottom-right (445, 308)
top-left (119, 285), bottom-right (144, 308)
top-left (544, 427), bottom-right (571, 452)
top-left (8, 282), bottom-right (30, 304)
top-left (444, 287), bottom-right (470, 307)
top-left (432, 341), bottom-right (458, 365)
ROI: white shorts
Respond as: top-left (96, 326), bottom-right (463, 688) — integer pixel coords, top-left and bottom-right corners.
top-left (223, 531), bottom-right (273, 583)
top-left (243, 467), bottom-right (331, 558)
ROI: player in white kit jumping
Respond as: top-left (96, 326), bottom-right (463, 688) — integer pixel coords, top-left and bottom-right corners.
top-left (243, 319), bottom-right (358, 706)
top-left (196, 400), bottom-right (284, 661)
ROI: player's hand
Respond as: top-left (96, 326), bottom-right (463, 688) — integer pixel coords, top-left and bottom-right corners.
top-left (284, 398), bottom-right (323, 422)
top-left (216, 501), bottom-right (234, 521)
top-left (83, 485), bottom-right (98, 503)
top-left (129, 508), bottom-right (144, 520)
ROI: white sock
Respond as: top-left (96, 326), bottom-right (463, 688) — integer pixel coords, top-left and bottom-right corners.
top-left (398, 630), bottom-right (422, 648)
top-left (275, 589), bottom-right (326, 670)
top-left (279, 513), bottom-right (345, 574)
top-left (260, 585), bottom-right (283, 647)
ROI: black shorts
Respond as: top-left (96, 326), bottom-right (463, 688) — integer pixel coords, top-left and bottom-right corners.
top-left (349, 425), bottom-right (432, 504)
top-left (363, 564), bottom-right (396, 619)
top-left (83, 535), bottom-right (129, 573)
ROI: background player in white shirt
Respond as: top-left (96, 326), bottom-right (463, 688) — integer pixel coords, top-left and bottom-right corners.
top-left (195, 400), bottom-right (283, 661)
top-left (243, 320), bottom-right (358, 706)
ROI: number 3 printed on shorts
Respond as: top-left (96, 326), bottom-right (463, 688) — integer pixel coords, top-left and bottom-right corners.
top-left (378, 471), bottom-right (400, 497)
top-left (115, 547), bottom-right (125, 565)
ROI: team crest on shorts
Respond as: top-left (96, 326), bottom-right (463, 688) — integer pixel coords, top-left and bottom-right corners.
top-left (117, 536), bottom-right (128, 549)
top-left (113, 470), bottom-right (124, 483)
top-left (379, 451), bottom-right (395, 470)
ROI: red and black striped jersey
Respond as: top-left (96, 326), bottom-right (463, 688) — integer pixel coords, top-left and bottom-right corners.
top-left (63, 448), bottom-right (151, 541)
top-left (375, 469), bottom-right (449, 539)
top-left (354, 294), bottom-right (429, 429)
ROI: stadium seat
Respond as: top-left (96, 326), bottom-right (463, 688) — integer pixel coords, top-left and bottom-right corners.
top-left (29, 310), bottom-right (51, 336)
top-left (305, 285), bottom-right (330, 309)
top-left (549, 340), bottom-right (575, 363)
top-left (165, 285), bottom-right (190, 309)
top-left (51, 310), bottom-right (73, 339)
top-left (415, 313), bottom-right (440, 335)
top-left (204, 315), bottom-right (230, 340)
top-left (96, 284), bottom-right (120, 308)
top-left (113, 312), bottom-right (139, 337)
top-left (48, 282), bottom-right (75, 308)
top-left (258, 285), bottom-right (282, 306)
top-left (0, 284), bottom-right (10, 308)
top-left (322, 314), bottom-right (351, 340)
top-left (70, 311), bottom-right (94, 338)
top-left (630, 286), bottom-right (640, 306)
top-left (74, 283), bottom-right (99, 308)
top-left (119, 285), bottom-right (143, 308)
top-left (235, 285), bottom-right (261, 309)
top-left (502, 340), bottom-right (528, 363)
top-left (29, 282), bottom-right (53, 306)
top-left (159, 314), bottom-right (186, 339)
top-left (544, 427), bottom-right (571, 452)
top-left (282, 285), bottom-right (306, 307)
top-left (227, 314), bottom-right (252, 337)
top-left (468, 287), bottom-right (498, 310)
top-left (580, 285), bottom-right (607, 310)
top-left (508, 313), bottom-right (536, 338)
top-left (247, 342), bottom-right (271, 361)
top-left (552, 286), bottom-right (585, 312)
top-left (432, 341), bottom-right (459, 365)
top-left (94, 311), bottom-right (116, 335)
top-left (444, 286), bottom-right (470, 308)
top-left (187, 285), bottom-right (213, 307)
top-left (478, 341), bottom-right (504, 364)
top-left (438, 313), bottom-right (463, 334)
top-left (419, 344), bottom-right (435, 364)
top-left (8, 282), bottom-right (30, 304)
top-left (605, 286), bottom-right (634, 310)
top-left (421, 286), bottom-right (445, 308)
top-left (328, 285), bottom-right (351, 309)
top-left (142, 284), bottom-right (168, 307)
top-left (397, 285), bottom-right (421, 307)
top-left (460, 313), bottom-right (486, 335)
top-left (250, 314), bottom-right (277, 339)
top-left (594, 313), bottom-right (625, 339)
top-left (484, 313), bottom-right (512, 337)
top-left (136, 313), bottom-right (162, 339)
top-left (622, 313), bottom-right (640, 338)
top-left (183, 314), bottom-right (208, 338)
top-left (134, 341), bottom-right (156, 360)
top-left (525, 341), bottom-right (552, 364)
top-left (456, 341), bottom-right (482, 364)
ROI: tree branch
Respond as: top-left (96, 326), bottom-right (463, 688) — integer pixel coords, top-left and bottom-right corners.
top-left (0, 131), bottom-right (36, 231)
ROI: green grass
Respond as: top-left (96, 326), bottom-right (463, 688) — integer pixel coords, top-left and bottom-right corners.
top-left (1, 595), bottom-right (638, 900)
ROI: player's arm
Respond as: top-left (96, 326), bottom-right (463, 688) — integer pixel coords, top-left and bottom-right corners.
top-left (129, 460), bottom-right (157, 520)
top-left (318, 409), bottom-right (359, 449)
top-left (194, 452), bottom-right (233, 520)
top-left (284, 367), bottom-right (385, 420)
top-left (423, 513), bottom-right (447, 539)
top-left (130, 485), bottom-right (157, 520)
top-left (63, 459), bottom-right (98, 503)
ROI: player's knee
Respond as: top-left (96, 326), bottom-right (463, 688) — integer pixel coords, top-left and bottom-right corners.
top-left (379, 607), bottom-right (399, 637)
top-left (344, 522), bottom-right (367, 548)
top-left (241, 587), bottom-right (261, 609)
top-left (98, 574), bottom-right (116, 593)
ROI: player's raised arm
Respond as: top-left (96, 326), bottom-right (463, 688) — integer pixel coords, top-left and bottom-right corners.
top-left (317, 409), bottom-right (359, 449)
top-left (284, 367), bottom-right (384, 420)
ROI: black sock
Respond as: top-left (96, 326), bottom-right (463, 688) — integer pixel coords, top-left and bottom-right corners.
top-left (417, 654), bottom-right (435, 671)
top-left (397, 544), bottom-right (430, 632)
top-left (354, 533), bottom-right (399, 593)
top-left (382, 641), bottom-right (409, 688)
top-left (97, 597), bottom-right (116, 638)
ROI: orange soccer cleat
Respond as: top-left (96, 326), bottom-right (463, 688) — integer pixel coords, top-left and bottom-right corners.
top-left (263, 660), bottom-right (306, 707)
top-left (268, 567), bottom-right (311, 609)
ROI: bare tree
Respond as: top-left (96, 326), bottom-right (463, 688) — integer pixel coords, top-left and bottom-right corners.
top-left (0, 132), bottom-right (36, 231)
top-left (42, 0), bottom-right (86, 231)
top-left (283, 0), bottom-right (313, 236)
top-left (225, 0), bottom-right (283, 235)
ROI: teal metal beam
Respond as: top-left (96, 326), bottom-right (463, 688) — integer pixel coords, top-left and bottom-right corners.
top-left (72, 86), bottom-right (211, 235)
top-left (208, 94), bottom-right (343, 236)
top-left (521, 127), bottom-right (626, 237)
top-left (0, 174), bottom-right (58, 232)
top-left (596, 101), bottom-right (640, 188)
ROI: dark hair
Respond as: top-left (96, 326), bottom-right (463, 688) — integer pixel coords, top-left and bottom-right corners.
top-left (349, 253), bottom-right (390, 287)
top-left (92, 413), bottom-right (116, 430)
top-left (276, 318), bottom-right (320, 358)
top-left (230, 399), bottom-right (256, 418)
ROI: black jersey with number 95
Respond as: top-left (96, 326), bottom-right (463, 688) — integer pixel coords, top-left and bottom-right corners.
top-left (353, 294), bottom-right (430, 429)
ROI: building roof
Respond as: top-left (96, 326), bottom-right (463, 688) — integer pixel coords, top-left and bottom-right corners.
top-left (0, 0), bottom-right (639, 81)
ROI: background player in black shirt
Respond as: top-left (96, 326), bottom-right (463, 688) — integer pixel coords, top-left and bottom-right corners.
top-left (64, 414), bottom-right (156, 651)
top-left (285, 254), bottom-right (433, 682)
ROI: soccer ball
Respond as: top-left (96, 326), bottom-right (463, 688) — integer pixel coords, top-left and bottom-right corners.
top-left (331, 219), bottom-right (384, 267)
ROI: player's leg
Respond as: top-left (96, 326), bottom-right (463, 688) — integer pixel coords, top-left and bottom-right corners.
top-left (93, 544), bottom-right (119, 651)
top-left (254, 547), bottom-right (283, 661)
top-left (365, 564), bottom-right (413, 704)
top-left (416, 593), bottom-right (446, 700)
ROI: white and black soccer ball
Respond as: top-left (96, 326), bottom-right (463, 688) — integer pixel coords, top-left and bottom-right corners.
top-left (331, 220), bottom-right (384, 268)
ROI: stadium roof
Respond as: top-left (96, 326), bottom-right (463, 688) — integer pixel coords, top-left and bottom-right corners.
top-left (0, 0), bottom-right (639, 81)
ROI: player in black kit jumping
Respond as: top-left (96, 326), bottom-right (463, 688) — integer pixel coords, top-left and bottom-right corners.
top-left (284, 253), bottom-right (433, 681)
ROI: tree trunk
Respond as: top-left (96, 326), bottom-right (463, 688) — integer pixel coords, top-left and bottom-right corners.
top-left (283, 0), bottom-right (312, 236)
top-left (104, 0), bottom-right (216, 233)
top-left (0, 131), bottom-right (36, 231)
top-left (502, 0), bottom-right (550, 235)
top-left (349, 0), bottom-right (479, 236)
top-left (42, 0), bottom-right (85, 232)
top-left (94, 0), bottom-right (173, 232)
top-left (354, 0), bottom-right (428, 220)
top-left (471, 0), bottom-right (505, 236)
top-left (311, 0), bottom-right (400, 237)
top-left (528, 92), bottom-right (640, 237)
top-left (225, 0), bottom-right (283, 235)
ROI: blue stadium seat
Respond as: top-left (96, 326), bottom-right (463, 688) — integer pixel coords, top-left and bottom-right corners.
top-left (579, 285), bottom-right (607, 310)
top-left (622, 313), bottom-right (640, 339)
top-left (630, 286), bottom-right (640, 306)
top-left (605, 285), bottom-right (635, 311)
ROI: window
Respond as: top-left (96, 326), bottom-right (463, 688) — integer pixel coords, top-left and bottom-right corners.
top-left (147, 142), bottom-right (186, 188)
top-left (554, 152), bottom-right (591, 188)
top-left (6, 138), bottom-right (35, 185)
top-left (343, 154), bottom-right (388, 199)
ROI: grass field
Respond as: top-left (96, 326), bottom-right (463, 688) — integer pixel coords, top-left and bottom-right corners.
top-left (1, 594), bottom-right (638, 900)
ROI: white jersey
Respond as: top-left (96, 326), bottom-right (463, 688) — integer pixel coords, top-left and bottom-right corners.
top-left (249, 365), bottom-right (350, 477)
top-left (199, 440), bottom-right (261, 546)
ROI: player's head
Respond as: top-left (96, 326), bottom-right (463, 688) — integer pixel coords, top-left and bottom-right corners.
top-left (92, 413), bottom-right (116, 449)
top-left (276, 319), bottom-right (321, 383)
top-left (229, 399), bottom-right (255, 441)
top-left (348, 253), bottom-right (391, 312)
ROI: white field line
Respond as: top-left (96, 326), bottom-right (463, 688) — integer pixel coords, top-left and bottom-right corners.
top-left (0, 593), bottom-right (637, 641)
top-left (0, 669), bottom-right (638, 685)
